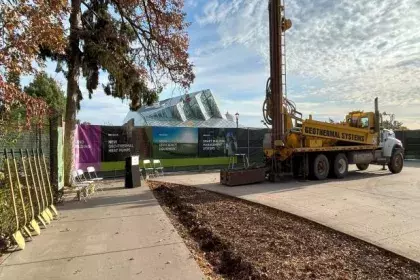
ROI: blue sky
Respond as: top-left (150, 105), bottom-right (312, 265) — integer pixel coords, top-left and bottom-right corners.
top-left (21, 0), bottom-right (420, 129)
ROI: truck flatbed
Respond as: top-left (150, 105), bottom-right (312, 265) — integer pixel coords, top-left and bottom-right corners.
top-left (293, 145), bottom-right (378, 153)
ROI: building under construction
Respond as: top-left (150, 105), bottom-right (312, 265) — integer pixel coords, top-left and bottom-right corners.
top-left (123, 89), bottom-right (239, 128)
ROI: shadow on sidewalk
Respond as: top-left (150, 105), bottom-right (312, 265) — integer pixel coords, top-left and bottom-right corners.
top-left (60, 185), bottom-right (158, 210)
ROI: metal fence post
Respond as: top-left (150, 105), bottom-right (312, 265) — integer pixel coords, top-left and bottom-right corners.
top-left (247, 128), bottom-right (250, 162)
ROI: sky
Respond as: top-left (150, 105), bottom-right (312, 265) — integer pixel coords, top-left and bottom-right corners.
top-left (22, 0), bottom-right (420, 129)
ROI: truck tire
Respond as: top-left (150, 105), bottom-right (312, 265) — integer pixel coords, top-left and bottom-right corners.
top-left (388, 149), bottom-right (404, 174)
top-left (356, 163), bottom-right (369, 171)
top-left (333, 153), bottom-right (348, 179)
top-left (312, 154), bottom-right (329, 180)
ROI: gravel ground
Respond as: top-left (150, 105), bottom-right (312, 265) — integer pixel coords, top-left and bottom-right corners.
top-left (149, 182), bottom-right (420, 280)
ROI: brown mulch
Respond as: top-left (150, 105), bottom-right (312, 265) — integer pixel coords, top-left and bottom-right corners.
top-left (149, 182), bottom-right (420, 280)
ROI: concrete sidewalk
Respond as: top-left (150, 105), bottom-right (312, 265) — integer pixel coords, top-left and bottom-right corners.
top-left (0, 181), bottom-right (204, 280)
top-left (151, 163), bottom-right (420, 263)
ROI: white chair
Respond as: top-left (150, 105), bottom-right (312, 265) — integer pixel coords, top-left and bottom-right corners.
top-left (87, 166), bottom-right (104, 191)
top-left (143, 160), bottom-right (155, 179)
top-left (153, 159), bottom-right (164, 177)
top-left (77, 169), bottom-right (95, 195)
top-left (71, 170), bottom-right (90, 201)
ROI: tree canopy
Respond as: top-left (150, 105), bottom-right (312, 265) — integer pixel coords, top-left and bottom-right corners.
top-left (39, 0), bottom-right (195, 111)
top-left (0, 0), bottom-right (67, 123)
top-left (1, 0), bottom-right (194, 118)
top-left (24, 72), bottom-right (66, 115)
top-left (1, 0), bottom-right (195, 185)
top-left (382, 112), bottom-right (408, 131)
top-left (382, 120), bottom-right (408, 131)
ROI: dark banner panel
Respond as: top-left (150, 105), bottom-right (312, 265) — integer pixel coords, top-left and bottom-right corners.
top-left (395, 130), bottom-right (420, 159)
top-left (138, 127), bottom-right (153, 159)
top-left (198, 128), bottom-right (226, 157)
top-left (101, 126), bottom-right (137, 162)
top-left (236, 128), bottom-right (248, 148)
top-left (248, 147), bottom-right (265, 164)
top-left (249, 129), bottom-right (268, 147)
top-left (197, 128), bottom-right (238, 157)
top-left (152, 127), bottom-right (198, 158)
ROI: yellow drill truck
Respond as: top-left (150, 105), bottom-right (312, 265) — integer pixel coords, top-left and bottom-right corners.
top-left (263, 98), bottom-right (404, 181)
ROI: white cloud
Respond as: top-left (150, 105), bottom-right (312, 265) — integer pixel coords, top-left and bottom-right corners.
top-left (29, 1), bottom-right (420, 129)
top-left (185, 0), bottom-right (198, 8)
top-left (194, 0), bottom-right (420, 129)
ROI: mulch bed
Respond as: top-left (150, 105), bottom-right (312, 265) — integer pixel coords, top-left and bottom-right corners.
top-left (149, 182), bottom-right (420, 280)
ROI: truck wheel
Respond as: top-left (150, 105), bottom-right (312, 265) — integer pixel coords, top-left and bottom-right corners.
top-left (356, 163), bottom-right (369, 171)
top-left (312, 154), bottom-right (329, 180)
top-left (333, 153), bottom-right (348, 179)
top-left (388, 149), bottom-right (404, 174)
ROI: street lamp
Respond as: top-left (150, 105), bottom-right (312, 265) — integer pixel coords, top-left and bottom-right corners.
top-left (235, 112), bottom-right (239, 128)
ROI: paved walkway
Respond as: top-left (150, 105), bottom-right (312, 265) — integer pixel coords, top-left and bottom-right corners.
top-left (0, 181), bottom-right (204, 280)
top-left (152, 162), bottom-right (420, 263)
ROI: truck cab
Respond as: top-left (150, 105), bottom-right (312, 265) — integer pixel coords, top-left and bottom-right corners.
top-left (380, 129), bottom-right (403, 158)
top-left (345, 111), bottom-right (376, 132)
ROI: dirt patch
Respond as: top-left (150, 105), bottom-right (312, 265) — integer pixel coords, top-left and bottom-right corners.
top-left (150, 182), bottom-right (420, 280)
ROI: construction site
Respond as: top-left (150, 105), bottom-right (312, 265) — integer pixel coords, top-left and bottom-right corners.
top-left (1, 0), bottom-right (420, 279)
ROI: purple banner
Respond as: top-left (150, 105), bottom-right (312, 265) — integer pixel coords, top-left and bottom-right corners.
top-left (74, 125), bottom-right (101, 171)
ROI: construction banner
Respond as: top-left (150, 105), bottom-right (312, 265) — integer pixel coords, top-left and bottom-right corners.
top-left (73, 124), bottom-right (268, 171)
top-left (101, 126), bottom-right (139, 162)
top-left (225, 128), bottom-right (238, 156)
top-left (198, 128), bottom-right (226, 157)
top-left (198, 128), bottom-right (239, 157)
top-left (152, 127), bottom-right (198, 158)
top-left (74, 125), bottom-right (141, 171)
top-left (74, 124), bottom-right (102, 171)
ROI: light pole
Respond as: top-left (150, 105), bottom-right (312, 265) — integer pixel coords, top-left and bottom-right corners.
top-left (235, 112), bottom-right (239, 128)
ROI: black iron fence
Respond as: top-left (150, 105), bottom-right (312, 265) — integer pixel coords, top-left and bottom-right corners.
top-left (395, 130), bottom-right (420, 159)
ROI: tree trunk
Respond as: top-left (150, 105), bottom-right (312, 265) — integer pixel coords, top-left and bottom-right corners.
top-left (63, 0), bottom-right (82, 186)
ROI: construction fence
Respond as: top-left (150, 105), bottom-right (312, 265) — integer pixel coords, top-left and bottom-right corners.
top-left (74, 123), bottom-right (269, 176)
top-left (0, 118), bottom-right (62, 245)
top-left (395, 130), bottom-right (420, 159)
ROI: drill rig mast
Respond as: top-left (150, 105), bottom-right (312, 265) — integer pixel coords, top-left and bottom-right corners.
top-left (264, 0), bottom-right (294, 141)
top-left (220, 0), bottom-right (404, 186)
top-left (264, 0), bottom-right (293, 179)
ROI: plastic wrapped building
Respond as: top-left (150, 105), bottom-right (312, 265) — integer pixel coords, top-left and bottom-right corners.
top-left (123, 89), bottom-right (238, 128)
